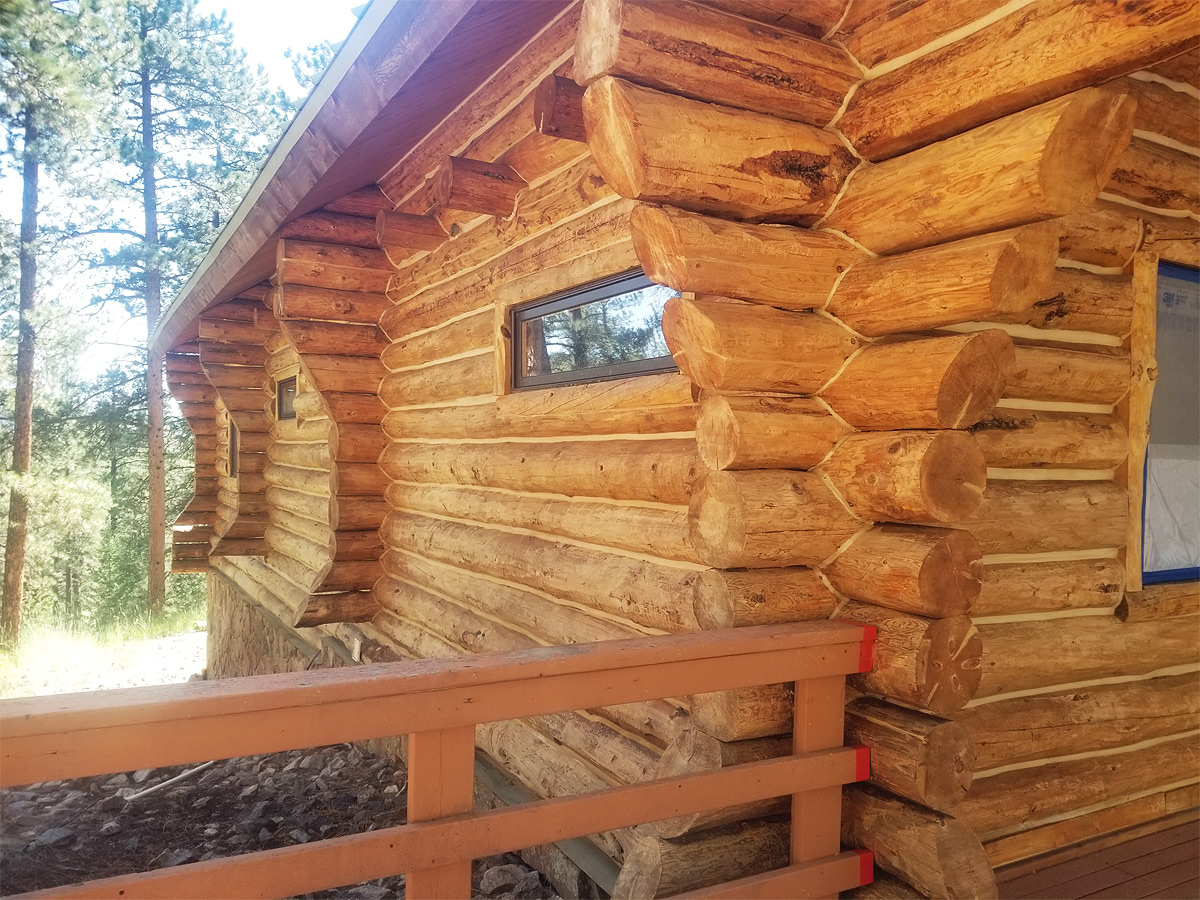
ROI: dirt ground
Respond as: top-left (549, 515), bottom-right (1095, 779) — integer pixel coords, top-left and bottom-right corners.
top-left (0, 631), bottom-right (557, 899)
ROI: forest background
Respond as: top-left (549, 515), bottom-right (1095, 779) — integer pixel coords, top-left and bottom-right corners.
top-left (0, 0), bottom-right (341, 647)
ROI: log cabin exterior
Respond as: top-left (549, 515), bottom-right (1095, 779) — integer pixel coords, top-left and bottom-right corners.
top-left (153, 2), bottom-right (1200, 896)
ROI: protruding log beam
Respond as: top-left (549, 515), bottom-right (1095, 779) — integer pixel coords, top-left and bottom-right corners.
top-left (819, 431), bottom-right (987, 524)
top-left (374, 210), bottom-right (448, 267)
top-left (688, 469), bottom-right (861, 568)
top-left (1006, 344), bottom-right (1130, 405)
top-left (631, 204), bottom-right (863, 311)
top-left (584, 76), bottom-right (858, 223)
top-left (575, 0), bottom-right (858, 126)
top-left (272, 284), bottom-right (389, 325)
top-left (322, 186), bottom-right (391, 219)
top-left (696, 394), bottom-right (851, 470)
top-left (976, 615), bottom-right (1199, 698)
top-left (823, 330), bottom-right (1014, 431)
top-left (380, 438), bottom-right (699, 505)
top-left (843, 602), bottom-right (981, 715)
top-left (824, 526), bottom-right (981, 619)
top-left (845, 698), bottom-right (974, 811)
top-left (837, 0), bottom-right (1197, 162)
top-left (823, 87), bottom-right (1137, 254)
top-left (825, 224), bottom-right (1059, 336)
top-left (1117, 583), bottom-right (1200, 622)
top-left (435, 156), bottom-right (527, 219)
top-left (279, 211), bottom-right (378, 249)
top-left (970, 409), bottom-right (1128, 470)
top-left (291, 591), bottom-right (381, 628)
top-left (959, 480), bottom-right (1127, 555)
top-left (975, 557), bottom-right (1124, 617)
top-left (662, 296), bottom-right (862, 394)
top-left (693, 567), bottom-right (837, 629)
top-left (648, 726), bottom-right (789, 838)
top-left (612, 819), bottom-right (789, 899)
top-left (991, 267), bottom-right (1133, 337)
top-left (843, 784), bottom-right (998, 900)
top-left (533, 74), bottom-right (587, 143)
top-left (955, 673), bottom-right (1200, 771)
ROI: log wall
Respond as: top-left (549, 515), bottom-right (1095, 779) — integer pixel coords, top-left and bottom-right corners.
top-left (166, 343), bottom-right (218, 572)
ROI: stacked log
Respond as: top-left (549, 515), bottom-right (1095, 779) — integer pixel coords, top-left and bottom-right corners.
top-left (198, 295), bottom-right (277, 556)
top-left (165, 345), bottom-right (219, 572)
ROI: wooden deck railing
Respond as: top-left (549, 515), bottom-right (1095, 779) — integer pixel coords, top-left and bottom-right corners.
top-left (0, 621), bottom-right (876, 900)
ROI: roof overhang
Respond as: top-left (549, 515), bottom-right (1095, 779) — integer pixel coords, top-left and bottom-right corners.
top-left (152, 0), bottom-right (568, 356)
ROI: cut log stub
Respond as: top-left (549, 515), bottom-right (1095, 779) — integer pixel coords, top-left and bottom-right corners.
top-left (435, 156), bottom-right (528, 219)
top-left (842, 602), bottom-right (982, 715)
top-left (845, 697), bottom-right (974, 812)
top-left (533, 74), bottom-right (587, 143)
top-left (843, 784), bottom-right (998, 900)
top-left (690, 682), bottom-right (793, 742)
top-left (693, 566), bottom-right (838, 629)
top-left (662, 296), bottom-right (861, 394)
top-left (818, 430), bottom-right (988, 525)
top-left (824, 525), bottom-right (982, 619)
top-left (688, 469), bottom-right (862, 569)
top-left (822, 330), bottom-right (1015, 431)
top-left (696, 394), bottom-right (851, 471)
top-left (375, 210), bottom-right (448, 262)
top-left (575, 0), bottom-right (859, 126)
top-left (584, 76), bottom-right (859, 223)
top-left (1117, 583), bottom-right (1200, 623)
top-left (825, 223), bottom-right (1060, 336)
top-left (632, 203), bottom-right (863, 311)
top-left (823, 86), bottom-right (1137, 254)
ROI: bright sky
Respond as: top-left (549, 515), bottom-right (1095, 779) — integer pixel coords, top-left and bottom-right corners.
top-left (196, 0), bottom-right (362, 98)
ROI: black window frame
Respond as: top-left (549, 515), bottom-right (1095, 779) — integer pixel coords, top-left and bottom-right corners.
top-left (510, 268), bottom-right (677, 390)
top-left (276, 375), bottom-right (297, 421)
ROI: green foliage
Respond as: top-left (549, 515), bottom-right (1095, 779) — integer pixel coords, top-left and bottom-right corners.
top-left (285, 40), bottom-right (337, 99)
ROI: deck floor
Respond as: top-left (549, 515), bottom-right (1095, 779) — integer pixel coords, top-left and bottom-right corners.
top-left (998, 818), bottom-right (1200, 900)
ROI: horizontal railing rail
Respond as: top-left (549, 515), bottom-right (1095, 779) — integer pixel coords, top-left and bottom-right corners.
top-left (0, 621), bottom-right (876, 900)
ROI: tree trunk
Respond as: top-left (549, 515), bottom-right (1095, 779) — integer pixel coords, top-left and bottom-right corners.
top-left (142, 45), bottom-right (166, 614)
top-left (1, 113), bottom-right (40, 646)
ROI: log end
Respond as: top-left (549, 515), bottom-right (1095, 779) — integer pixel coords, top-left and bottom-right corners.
top-left (573, 0), bottom-right (620, 86)
top-left (693, 568), bottom-right (736, 629)
top-left (1042, 85), bottom-right (1138, 215)
top-left (919, 431), bottom-right (988, 523)
top-left (583, 76), bottom-right (648, 201)
top-left (611, 834), bottom-right (665, 900)
top-left (936, 329), bottom-right (1015, 429)
top-left (918, 528), bottom-right (983, 617)
top-left (993, 221), bottom-right (1061, 314)
top-left (661, 295), bottom-right (724, 391)
top-left (922, 616), bottom-right (983, 715)
top-left (695, 395), bottom-right (740, 471)
top-left (687, 471), bottom-right (747, 569)
top-left (630, 203), bottom-right (689, 292)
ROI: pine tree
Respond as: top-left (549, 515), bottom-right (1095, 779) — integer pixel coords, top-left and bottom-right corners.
top-left (94, 0), bottom-right (288, 612)
top-left (0, 0), bottom-right (115, 645)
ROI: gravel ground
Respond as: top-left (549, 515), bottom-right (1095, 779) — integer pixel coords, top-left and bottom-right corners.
top-left (0, 632), bottom-right (557, 899)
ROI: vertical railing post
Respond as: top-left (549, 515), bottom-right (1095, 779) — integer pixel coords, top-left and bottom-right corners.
top-left (406, 724), bottom-right (477, 899)
top-left (791, 674), bottom-right (846, 894)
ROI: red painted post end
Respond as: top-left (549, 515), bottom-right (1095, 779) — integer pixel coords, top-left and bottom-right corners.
top-left (853, 744), bottom-right (871, 782)
top-left (856, 849), bottom-right (875, 887)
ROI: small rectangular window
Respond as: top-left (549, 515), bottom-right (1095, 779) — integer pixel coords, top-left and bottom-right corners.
top-left (1143, 261), bottom-right (1199, 584)
top-left (276, 375), bottom-right (297, 420)
top-left (511, 269), bottom-right (678, 389)
top-left (228, 421), bottom-right (239, 481)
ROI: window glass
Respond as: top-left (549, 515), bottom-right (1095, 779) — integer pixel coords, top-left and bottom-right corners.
top-left (277, 375), bottom-right (297, 421)
top-left (1143, 261), bottom-right (1199, 584)
top-left (513, 270), bottom-right (678, 389)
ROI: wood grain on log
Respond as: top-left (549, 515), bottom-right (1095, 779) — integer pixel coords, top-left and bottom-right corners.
top-left (696, 394), bottom-right (851, 471)
top-left (1006, 344), bottom-right (1130, 405)
top-left (534, 74), bottom-right (587, 143)
top-left (1117, 582), bottom-right (1200, 622)
top-left (693, 567), bottom-right (837, 629)
top-left (959, 480), bottom-right (1127, 555)
top-left (435, 156), bottom-right (527, 219)
top-left (974, 557), bottom-right (1125, 617)
top-left (970, 409), bottom-right (1128, 470)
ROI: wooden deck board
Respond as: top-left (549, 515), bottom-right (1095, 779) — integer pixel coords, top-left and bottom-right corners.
top-left (1000, 818), bottom-right (1199, 900)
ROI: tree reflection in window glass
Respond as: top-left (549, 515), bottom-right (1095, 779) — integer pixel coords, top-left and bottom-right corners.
top-left (515, 273), bottom-right (677, 388)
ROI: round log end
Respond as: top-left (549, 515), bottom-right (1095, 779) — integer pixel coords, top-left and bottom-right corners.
top-left (648, 724), bottom-right (723, 838)
top-left (917, 528), bottom-right (982, 616)
top-left (1042, 85), bottom-right (1138, 215)
top-left (611, 837), bottom-right (664, 900)
top-left (693, 568), bottom-right (735, 629)
top-left (695, 395), bottom-right (739, 470)
top-left (583, 76), bottom-right (646, 201)
top-left (630, 203), bottom-right (688, 291)
top-left (993, 221), bottom-right (1061, 314)
top-left (920, 616), bottom-right (982, 715)
top-left (661, 295), bottom-right (723, 391)
top-left (687, 471), bottom-right (746, 568)
top-left (928, 718), bottom-right (976, 804)
top-left (919, 431), bottom-right (988, 522)
top-left (936, 329), bottom-right (1015, 429)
